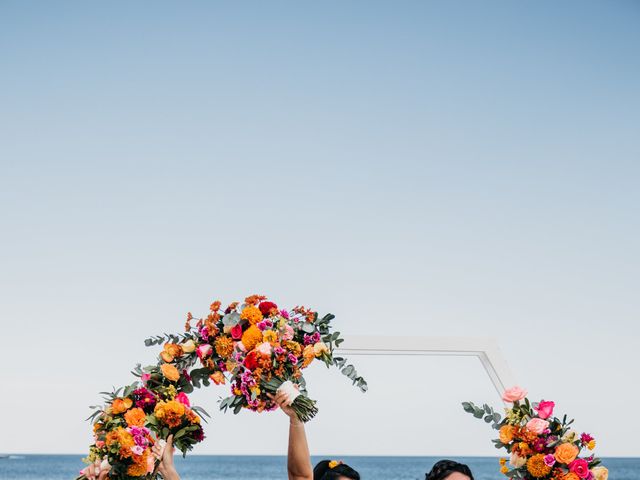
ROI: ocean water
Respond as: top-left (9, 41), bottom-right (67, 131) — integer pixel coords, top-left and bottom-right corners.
top-left (0, 455), bottom-right (637, 480)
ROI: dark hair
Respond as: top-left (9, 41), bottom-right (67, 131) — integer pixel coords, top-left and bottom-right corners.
top-left (314, 460), bottom-right (360, 480)
top-left (426, 460), bottom-right (474, 480)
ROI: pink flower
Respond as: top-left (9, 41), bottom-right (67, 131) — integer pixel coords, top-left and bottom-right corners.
top-left (230, 323), bottom-right (243, 340)
top-left (281, 325), bottom-right (294, 341)
top-left (175, 392), bottom-right (191, 407)
top-left (536, 400), bottom-right (555, 419)
top-left (131, 445), bottom-right (144, 456)
top-left (526, 418), bottom-right (550, 434)
top-left (570, 459), bottom-right (590, 479)
top-left (197, 344), bottom-right (213, 359)
top-left (280, 309), bottom-right (290, 319)
top-left (141, 373), bottom-right (151, 384)
top-left (502, 386), bottom-right (528, 403)
top-left (256, 342), bottom-right (272, 356)
top-left (95, 440), bottom-right (105, 448)
top-left (544, 454), bottom-right (556, 467)
top-left (581, 433), bottom-right (594, 444)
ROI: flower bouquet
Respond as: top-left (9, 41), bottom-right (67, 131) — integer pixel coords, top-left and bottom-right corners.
top-left (78, 365), bottom-right (207, 480)
top-left (462, 386), bottom-right (608, 480)
top-left (145, 295), bottom-right (367, 422)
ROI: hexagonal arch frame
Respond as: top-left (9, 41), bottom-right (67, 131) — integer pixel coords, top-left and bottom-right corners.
top-left (337, 336), bottom-right (516, 400)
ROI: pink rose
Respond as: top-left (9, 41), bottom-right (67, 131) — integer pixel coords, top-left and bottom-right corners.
top-left (570, 459), bottom-right (590, 479)
top-left (281, 325), bottom-right (294, 341)
top-left (536, 400), bottom-right (555, 419)
top-left (197, 344), bottom-right (213, 359)
top-left (141, 373), bottom-right (151, 384)
top-left (527, 418), bottom-right (550, 434)
top-left (502, 386), bottom-right (528, 403)
top-left (230, 324), bottom-right (243, 340)
top-left (175, 392), bottom-right (191, 407)
top-left (544, 454), bottom-right (556, 467)
top-left (95, 440), bottom-right (105, 449)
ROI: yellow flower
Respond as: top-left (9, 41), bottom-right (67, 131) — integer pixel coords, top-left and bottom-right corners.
top-left (500, 466), bottom-right (509, 475)
top-left (592, 467), bottom-right (608, 480)
top-left (499, 458), bottom-right (507, 466)
top-left (587, 440), bottom-right (596, 450)
top-left (181, 339), bottom-right (196, 353)
top-left (240, 305), bottom-right (263, 325)
top-left (328, 460), bottom-right (342, 469)
top-left (263, 330), bottom-right (278, 344)
top-left (313, 342), bottom-right (329, 357)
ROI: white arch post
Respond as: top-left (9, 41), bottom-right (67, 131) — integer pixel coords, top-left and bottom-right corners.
top-left (337, 336), bottom-right (516, 398)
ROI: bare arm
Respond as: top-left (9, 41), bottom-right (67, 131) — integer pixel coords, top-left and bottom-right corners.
top-left (271, 390), bottom-right (313, 480)
top-left (153, 435), bottom-right (181, 480)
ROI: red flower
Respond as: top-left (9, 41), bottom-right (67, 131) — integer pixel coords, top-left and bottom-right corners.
top-left (259, 301), bottom-right (278, 316)
top-left (231, 323), bottom-right (243, 340)
top-left (244, 350), bottom-right (260, 371)
top-left (569, 459), bottom-right (590, 479)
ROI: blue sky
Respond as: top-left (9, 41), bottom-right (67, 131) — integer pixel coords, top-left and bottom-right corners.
top-left (1, 1), bottom-right (639, 456)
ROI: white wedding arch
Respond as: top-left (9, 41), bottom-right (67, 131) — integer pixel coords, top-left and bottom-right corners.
top-left (338, 336), bottom-right (515, 398)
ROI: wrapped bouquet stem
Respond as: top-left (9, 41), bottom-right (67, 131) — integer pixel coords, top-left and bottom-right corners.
top-left (263, 379), bottom-right (319, 423)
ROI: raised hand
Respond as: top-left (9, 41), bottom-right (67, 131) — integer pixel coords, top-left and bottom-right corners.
top-left (152, 434), bottom-right (180, 480)
top-left (80, 458), bottom-right (110, 480)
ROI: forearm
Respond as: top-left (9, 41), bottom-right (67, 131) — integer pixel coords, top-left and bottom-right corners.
top-left (287, 420), bottom-right (313, 480)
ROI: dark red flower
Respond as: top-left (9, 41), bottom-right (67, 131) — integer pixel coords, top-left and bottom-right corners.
top-left (244, 350), bottom-right (260, 371)
top-left (259, 301), bottom-right (278, 316)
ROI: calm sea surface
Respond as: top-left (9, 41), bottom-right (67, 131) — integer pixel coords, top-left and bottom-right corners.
top-left (0, 455), bottom-right (637, 480)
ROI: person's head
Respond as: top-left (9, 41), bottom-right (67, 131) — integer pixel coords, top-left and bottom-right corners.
top-left (314, 460), bottom-right (360, 480)
top-left (426, 460), bottom-right (474, 480)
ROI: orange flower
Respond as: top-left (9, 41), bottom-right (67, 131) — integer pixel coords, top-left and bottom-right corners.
top-left (554, 443), bottom-right (579, 464)
top-left (302, 344), bottom-right (315, 367)
top-left (161, 343), bottom-right (183, 363)
top-left (154, 400), bottom-right (186, 428)
top-left (124, 407), bottom-right (146, 427)
top-left (105, 427), bottom-right (135, 457)
top-left (161, 363), bottom-right (181, 382)
top-left (240, 305), bottom-right (263, 325)
top-left (562, 474), bottom-right (580, 480)
top-left (241, 325), bottom-right (263, 351)
top-left (527, 454), bottom-right (552, 478)
top-left (227, 301), bottom-right (239, 311)
top-left (499, 425), bottom-right (515, 444)
top-left (244, 294), bottom-right (266, 306)
top-left (185, 408), bottom-right (201, 424)
top-left (283, 340), bottom-right (302, 357)
top-left (210, 300), bottom-right (221, 311)
top-left (214, 335), bottom-right (234, 358)
top-left (210, 371), bottom-right (226, 385)
top-left (111, 397), bottom-right (133, 414)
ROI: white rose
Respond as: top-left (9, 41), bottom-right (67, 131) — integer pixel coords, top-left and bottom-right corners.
top-left (510, 452), bottom-right (526, 468)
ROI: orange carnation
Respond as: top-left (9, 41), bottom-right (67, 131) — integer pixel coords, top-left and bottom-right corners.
top-left (111, 397), bottom-right (133, 414)
top-left (161, 363), bottom-right (181, 382)
top-left (527, 454), bottom-right (552, 478)
top-left (554, 443), bottom-right (579, 464)
top-left (241, 325), bottom-right (263, 351)
top-left (154, 400), bottom-right (186, 428)
top-left (499, 425), bottom-right (515, 444)
top-left (562, 474), bottom-right (580, 480)
top-left (210, 371), bottom-right (226, 385)
top-left (124, 407), bottom-right (146, 427)
top-left (241, 305), bottom-right (263, 324)
top-left (214, 335), bottom-right (234, 358)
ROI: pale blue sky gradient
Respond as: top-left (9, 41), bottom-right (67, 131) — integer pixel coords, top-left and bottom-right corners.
top-left (1, 1), bottom-right (639, 456)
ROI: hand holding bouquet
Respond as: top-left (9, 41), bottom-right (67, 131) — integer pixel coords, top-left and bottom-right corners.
top-left (146, 295), bottom-right (367, 422)
top-left (78, 366), bottom-right (207, 480)
top-left (463, 387), bottom-right (608, 480)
